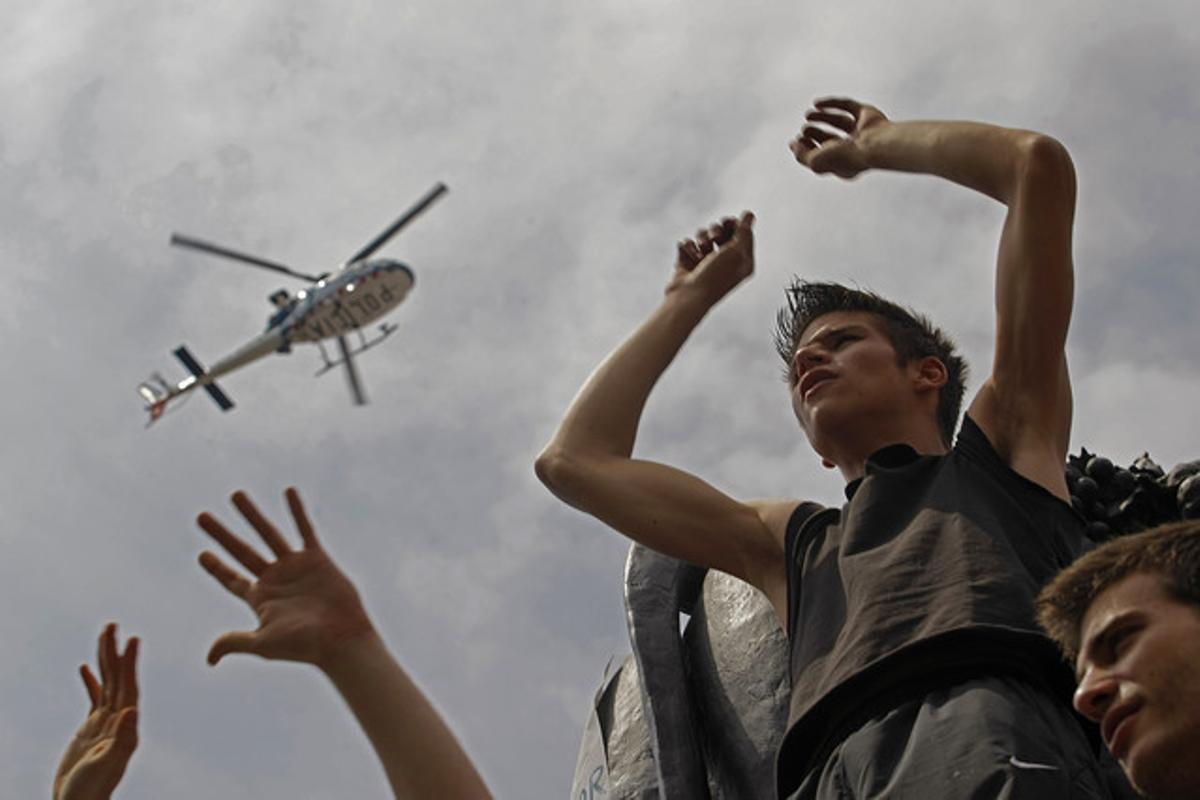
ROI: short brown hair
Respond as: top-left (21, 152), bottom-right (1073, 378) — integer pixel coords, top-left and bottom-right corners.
top-left (1036, 520), bottom-right (1200, 662)
top-left (773, 281), bottom-right (968, 447)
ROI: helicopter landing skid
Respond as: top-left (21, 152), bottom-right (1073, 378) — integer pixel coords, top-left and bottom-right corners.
top-left (314, 323), bottom-right (399, 376)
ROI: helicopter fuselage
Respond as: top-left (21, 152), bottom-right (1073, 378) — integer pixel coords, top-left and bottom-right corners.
top-left (277, 258), bottom-right (414, 344)
top-left (142, 180), bottom-right (443, 422)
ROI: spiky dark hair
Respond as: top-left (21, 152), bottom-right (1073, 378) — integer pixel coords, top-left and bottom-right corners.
top-left (773, 280), bottom-right (968, 446)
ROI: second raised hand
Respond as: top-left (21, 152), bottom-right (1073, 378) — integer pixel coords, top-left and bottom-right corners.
top-left (666, 210), bottom-right (756, 305)
top-left (54, 624), bottom-right (140, 800)
top-left (790, 96), bottom-right (889, 179)
top-left (197, 488), bottom-right (375, 670)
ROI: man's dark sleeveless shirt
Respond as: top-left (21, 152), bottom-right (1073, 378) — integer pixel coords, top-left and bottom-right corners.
top-left (775, 415), bottom-right (1090, 797)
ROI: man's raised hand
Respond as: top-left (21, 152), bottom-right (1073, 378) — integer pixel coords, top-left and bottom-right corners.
top-left (197, 488), bottom-right (374, 670)
top-left (668, 211), bottom-right (755, 305)
top-left (54, 624), bottom-right (139, 800)
top-left (790, 97), bottom-right (888, 179)
top-left (198, 488), bottom-right (494, 799)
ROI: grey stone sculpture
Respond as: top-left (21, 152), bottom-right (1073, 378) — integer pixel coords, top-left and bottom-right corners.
top-left (570, 544), bottom-right (790, 799)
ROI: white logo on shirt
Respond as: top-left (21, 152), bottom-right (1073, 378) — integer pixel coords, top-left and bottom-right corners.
top-left (1009, 756), bottom-right (1060, 771)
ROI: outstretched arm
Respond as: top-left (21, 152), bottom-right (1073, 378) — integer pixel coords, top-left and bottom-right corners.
top-left (196, 488), bottom-right (491, 800)
top-left (792, 98), bottom-right (1076, 498)
top-left (54, 624), bottom-right (139, 800)
top-left (536, 213), bottom-right (794, 613)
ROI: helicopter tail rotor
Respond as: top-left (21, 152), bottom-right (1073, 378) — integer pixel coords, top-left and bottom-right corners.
top-left (137, 375), bottom-right (172, 426)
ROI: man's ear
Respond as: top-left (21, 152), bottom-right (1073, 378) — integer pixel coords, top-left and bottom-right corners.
top-left (913, 356), bottom-right (948, 392)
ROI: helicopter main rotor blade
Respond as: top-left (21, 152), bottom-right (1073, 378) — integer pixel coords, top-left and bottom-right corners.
top-left (336, 335), bottom-right (367, 406)
top-left (345, 182), bottom-right (448, 265)
top-left (170, 234), bottom-right (328, 282)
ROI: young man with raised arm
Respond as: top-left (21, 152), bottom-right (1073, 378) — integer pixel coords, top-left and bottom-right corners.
top-left (538, 97), bottom-right (1131, 798)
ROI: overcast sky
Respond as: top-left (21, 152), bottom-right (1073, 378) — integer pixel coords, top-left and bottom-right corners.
top-left (2, 1), bottom-right (1198, 797)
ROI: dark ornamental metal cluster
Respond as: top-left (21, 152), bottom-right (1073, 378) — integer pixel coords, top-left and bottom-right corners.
top-left (1066, 450), bottom-right (1200, 541)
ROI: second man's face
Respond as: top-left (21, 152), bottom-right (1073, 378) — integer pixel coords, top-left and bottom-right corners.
top-left (1073, 572), bottom-right (1200, 798)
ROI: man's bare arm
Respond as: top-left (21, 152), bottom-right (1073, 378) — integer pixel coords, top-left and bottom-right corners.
top-left (536, 213), bottom-right (791, 605)
top-left (792, 98), bottom-right (1076, 497)
top-left (197, 488), bottom-right (491, 800)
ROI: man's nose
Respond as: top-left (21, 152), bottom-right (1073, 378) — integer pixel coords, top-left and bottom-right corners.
top-left (1073, 669), bottom-right (1117, 722)
top-left (793, 346), bottom-right (829, 376)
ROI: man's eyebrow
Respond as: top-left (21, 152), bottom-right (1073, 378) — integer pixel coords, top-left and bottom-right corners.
top-left (1076, 610), bottom-right (1143, 680)
top-left (798, 323), bottom-right (868, 349)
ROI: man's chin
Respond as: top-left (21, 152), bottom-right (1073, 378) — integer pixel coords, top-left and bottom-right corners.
top-left (1124, 728), bottom-right (1192, 799)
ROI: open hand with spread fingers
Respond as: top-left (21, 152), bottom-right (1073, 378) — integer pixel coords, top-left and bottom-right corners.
top-left (54, 624), bottom-right (139, 800)
top-left (197, 488), bottom-right (494, 799)
top-left (667, 211), bottom-right (756, 305)
top-left (789, 97), bottom-right (889, 179)
top-left (196, 487), bottom-right (375, 671)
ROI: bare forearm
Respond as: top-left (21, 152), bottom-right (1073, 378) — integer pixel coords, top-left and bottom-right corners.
top-left (542, 287), bottom-right (710, 460)
top-left (323, 632), bottom-right (491, 800)
top-left (861, 120), bottom-right (1067, 205)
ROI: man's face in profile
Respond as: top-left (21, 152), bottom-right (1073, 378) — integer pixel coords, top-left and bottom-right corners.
top-left (790, 313), bottom-right (907, 439)
top-left (1073, 572), bottom-right (1200, 798)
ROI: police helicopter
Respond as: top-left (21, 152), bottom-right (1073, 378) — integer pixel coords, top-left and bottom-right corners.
top-left (138, 182), bottom-right (447, 424)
